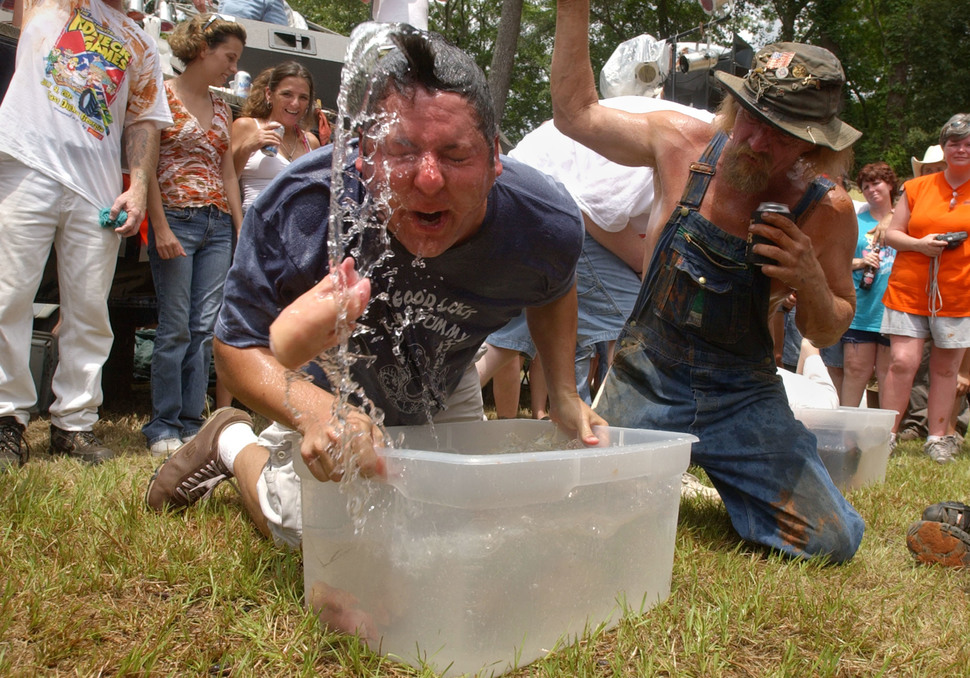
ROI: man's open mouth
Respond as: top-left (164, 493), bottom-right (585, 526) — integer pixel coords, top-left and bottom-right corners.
top-left (417, 211), bottom-right (443, 224)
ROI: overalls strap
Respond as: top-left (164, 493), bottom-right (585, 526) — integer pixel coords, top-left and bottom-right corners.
top-left (791, 176), bottom-right (836, 224)
top-left (678, 131), bottom-right (729, 210)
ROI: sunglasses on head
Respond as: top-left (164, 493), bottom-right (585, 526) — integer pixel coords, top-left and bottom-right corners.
top-left (201, 13), bottom-right (233, 32)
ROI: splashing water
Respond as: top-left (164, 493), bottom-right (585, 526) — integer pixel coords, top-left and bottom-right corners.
top-left (283, 22), bottom-right (429, 531)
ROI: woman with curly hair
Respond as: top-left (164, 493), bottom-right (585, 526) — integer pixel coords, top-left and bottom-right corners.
top-left (143, 14), bottom-right (246, 457)
top-left (839, 161), bottom-right (898, 408)
top-left (231, 61), bottom-right (324, 213)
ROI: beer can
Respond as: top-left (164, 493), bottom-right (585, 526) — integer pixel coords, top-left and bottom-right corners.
top-left (746, 202), bottom-right (791, 266)
top-left (233, 70), bottom-right (251, 97)
top-left (261, 124), bottom-right (285, 157)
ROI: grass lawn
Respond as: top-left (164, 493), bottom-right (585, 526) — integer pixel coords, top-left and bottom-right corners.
top-left (2, 388), bottom-right (969, 677)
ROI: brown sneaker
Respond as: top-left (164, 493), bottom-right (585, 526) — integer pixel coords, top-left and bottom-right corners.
top-left (146, 407), bottom-right (254, 512)
top-left (906, 520), bottom-right (970, 568)
top-left (50, 425), bottom-right (115, 464)
top-left (1, 416), bottom-right (29, 471)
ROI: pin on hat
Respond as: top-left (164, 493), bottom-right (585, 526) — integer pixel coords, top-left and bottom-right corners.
top-left (714, 42), bottom-right (861, 152)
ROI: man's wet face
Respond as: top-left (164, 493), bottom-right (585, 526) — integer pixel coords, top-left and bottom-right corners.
top-left (356, 88), bottom-right (501, 259)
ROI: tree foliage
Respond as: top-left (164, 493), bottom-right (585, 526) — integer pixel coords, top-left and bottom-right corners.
top-left (291, 0), bottom-right (970, 176)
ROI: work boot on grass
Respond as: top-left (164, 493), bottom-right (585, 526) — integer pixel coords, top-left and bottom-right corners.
top-left (146, 407), bottom-right (253, 512)
top-left (906, 520), bottom-right (970, 568)
top-left (50, 425), bottom-right (115, 464)
top-left (922, 501), bottom-right (970, 532)
top-left (1, 416), bottom-right (29, 470)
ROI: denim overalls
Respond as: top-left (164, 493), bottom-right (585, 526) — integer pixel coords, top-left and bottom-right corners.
top-left (596, 132), bottom-right (864, 563)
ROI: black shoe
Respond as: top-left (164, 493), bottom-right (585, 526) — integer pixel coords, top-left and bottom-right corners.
top-left (922, 501), bottom-right (970, 532)
top-left (1, 416), bottom-right (29, 471)
top-left (49, 425), bottom-right (115, 464)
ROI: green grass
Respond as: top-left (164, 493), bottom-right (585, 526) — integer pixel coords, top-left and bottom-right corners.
top-left (2, 401), bottom-right (969, 677)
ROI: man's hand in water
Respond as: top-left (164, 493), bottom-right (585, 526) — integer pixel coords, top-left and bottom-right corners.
top-left (269, 257), bottom-right (371, 369)
top-left (548, 393), bottom-right (607, 446)
top-left (300, 406), bottom-right (386, 482)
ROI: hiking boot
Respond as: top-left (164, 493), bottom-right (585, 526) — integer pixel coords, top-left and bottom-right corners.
top-left (50, 425), bottom-right (115, 464)
top-left (146, 407), bottom-right (253, 512)
top-left (924, 435), bottom-right (960, 464)
top-left (906, 520), bottom-right (970, 568)
top-left (922, 501), bottom-right (970, 532)
top-left (1, 416), bottom-right (29, 470)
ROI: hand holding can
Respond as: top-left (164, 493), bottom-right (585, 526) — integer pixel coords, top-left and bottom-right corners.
top-left (746, 202), bottom-right (792, 267)
top-left (261, 123), bottom-right (285, 157)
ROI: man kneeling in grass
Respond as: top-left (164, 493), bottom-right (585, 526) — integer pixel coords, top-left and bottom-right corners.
top-left (550, 0), bottom-right (865, 563)
top-left (145, 25), bottom-right (604, 637)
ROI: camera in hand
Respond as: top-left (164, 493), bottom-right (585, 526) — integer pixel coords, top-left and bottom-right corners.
top-left (935, 231), bottom-right (968, 249)
top-left (746, 202), bottom-right (791, 266)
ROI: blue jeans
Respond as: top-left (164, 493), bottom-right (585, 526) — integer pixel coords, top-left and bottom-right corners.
top-left (783, 306), bottom-right (844, 368)
top-left (598, 342), bottom-right (864, 562)
top-left (486, 235), bottom-right (640, 403)
top-left (219, 0), bottom-right (287, 24)
top-left (143, 207), bottom-right (232, 445)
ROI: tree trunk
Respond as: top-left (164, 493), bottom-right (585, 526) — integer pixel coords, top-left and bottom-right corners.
top-left (487, 0), bottom-right (524, 123)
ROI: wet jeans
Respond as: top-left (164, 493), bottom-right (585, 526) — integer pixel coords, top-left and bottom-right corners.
top-left (143, 206), bottom-right (232, 445)
top-left (598, 341), bottom-right (864, 562)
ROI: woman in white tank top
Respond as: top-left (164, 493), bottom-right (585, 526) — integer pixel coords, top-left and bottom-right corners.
top-left (231, 61), bottom-right (329, 212)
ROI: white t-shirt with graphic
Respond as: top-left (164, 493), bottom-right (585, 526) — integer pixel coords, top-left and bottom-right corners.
top-left (0, 0), bottom-right (171, 209)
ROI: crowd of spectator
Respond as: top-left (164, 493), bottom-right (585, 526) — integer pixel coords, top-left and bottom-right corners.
top-left (2, 0), bottom-right (968, 588)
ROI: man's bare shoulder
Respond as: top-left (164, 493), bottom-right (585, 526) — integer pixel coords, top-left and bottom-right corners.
top-left (814, 183), bottom-right (858, 221)
top-left (803, 183), bottom-right (858, 243)
top-left (649, 111), bottom-right (715, 150)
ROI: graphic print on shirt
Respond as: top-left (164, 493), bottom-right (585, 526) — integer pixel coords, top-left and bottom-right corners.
top-left (41, 7), bottom-right (130, 139)
top-left (369, 282), bottom-right (477, 416)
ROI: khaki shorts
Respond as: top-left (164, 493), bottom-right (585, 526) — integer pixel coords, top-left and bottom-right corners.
top-left (256, 362), bottom-right (485, 547)
top-left (881, 309), bottom-right (970, 349)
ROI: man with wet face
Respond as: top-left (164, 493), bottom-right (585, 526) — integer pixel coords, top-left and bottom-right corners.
top-left (550, 0), bottom-right (865, 562)
top-left (146, 28), bottom-right (604, 559)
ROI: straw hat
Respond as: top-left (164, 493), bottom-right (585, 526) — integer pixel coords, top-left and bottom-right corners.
top-left (910, 145), bottom-right (945, 177)
top-left (714, 42), bottom-right (861, 152)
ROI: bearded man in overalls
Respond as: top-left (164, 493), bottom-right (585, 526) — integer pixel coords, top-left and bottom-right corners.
top-left (552, 0), bottom-right (864, 563)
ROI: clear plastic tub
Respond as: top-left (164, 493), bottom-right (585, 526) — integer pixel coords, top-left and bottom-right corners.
top-left (296, 419), bottom-right (694, 677)
top-left (793, 407), bottom-right (896, 492)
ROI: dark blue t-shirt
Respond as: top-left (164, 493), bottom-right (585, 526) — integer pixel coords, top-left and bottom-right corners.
top-left (216, 146), bottom-right (583, 425)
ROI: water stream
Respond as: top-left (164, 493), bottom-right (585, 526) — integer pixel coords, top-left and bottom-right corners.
top-left (284, 22), bottom-right (427, 530)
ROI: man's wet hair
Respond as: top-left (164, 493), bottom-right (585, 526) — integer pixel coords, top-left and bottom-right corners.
top-left (370, 28), bottom-right (497, 143)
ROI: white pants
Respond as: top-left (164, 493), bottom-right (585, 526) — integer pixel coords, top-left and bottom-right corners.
top-left (0, 153), bottom-right (119, 429)
top-left (257, 360), bottom-right (484, 547)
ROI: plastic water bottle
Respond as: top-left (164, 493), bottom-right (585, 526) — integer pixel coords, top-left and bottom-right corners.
top-left (233, 71), bottom-right (251, 98)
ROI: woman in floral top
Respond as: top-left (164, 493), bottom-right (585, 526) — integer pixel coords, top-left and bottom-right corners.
top-left (143, 14), bottom-right (246, 457)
